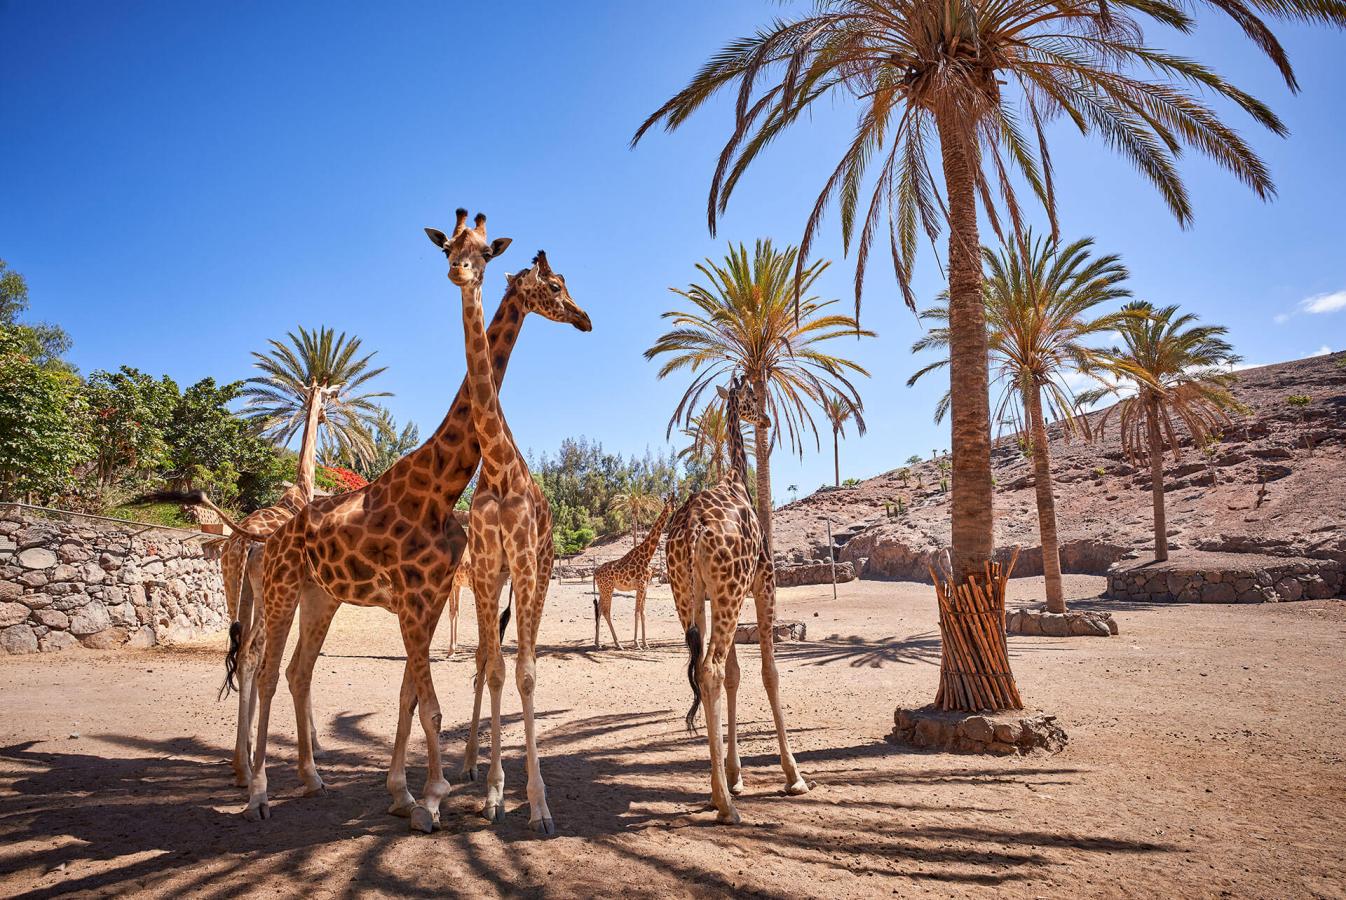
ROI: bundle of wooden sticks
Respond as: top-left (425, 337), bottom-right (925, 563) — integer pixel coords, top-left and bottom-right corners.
top-left (930, 548), bottom-right (1024, 712)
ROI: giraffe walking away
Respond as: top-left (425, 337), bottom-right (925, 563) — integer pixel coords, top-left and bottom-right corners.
top-left (428, 218), bottom-right (592, 835)
top-left (593, 496), bottom-right (674, 650)
top-left (240, 210), bottom-right (586, 831)
top-left (665, 375), bottom-right (809, 824)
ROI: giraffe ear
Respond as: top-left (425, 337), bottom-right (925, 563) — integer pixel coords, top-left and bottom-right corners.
top-left (425, 228), bottom-right (450, 249)
top-left (487, 237), bottom-right (512, 259)
top-left (715, 385), bottom-right (730, 402)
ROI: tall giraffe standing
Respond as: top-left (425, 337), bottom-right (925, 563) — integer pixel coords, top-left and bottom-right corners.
top-left (592, 497), bottom-right (673, 650)
top-left (241, 210), bottom-right (587, 831)
top-left (665, 374), bottom-right (808, 824)
top-left (429, 219), bottom-right (590, 835)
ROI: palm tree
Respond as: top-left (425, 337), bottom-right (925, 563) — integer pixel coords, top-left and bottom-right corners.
top-left (610, 482), bottom-right (664, 547)
top-left (631, 0), bottom-right (1328, 605)
top-left (910, 235), bottom-right (1130, 612)
top-left (676, 401), bottom-right (755, 485)
top-left (1091, 302), bottom-right (1241, 562)
top-left (821, 393), bottom-right (867, 487)
top-left (646, 240), bottom-right (874, 551)
top-left (242, 326), bottom-right (390, 496)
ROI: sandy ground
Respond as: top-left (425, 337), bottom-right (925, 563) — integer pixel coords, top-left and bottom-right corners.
top-left (1, 576), bottom-right (1344, 899)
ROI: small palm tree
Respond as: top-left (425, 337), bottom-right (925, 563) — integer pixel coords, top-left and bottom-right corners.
top-left (821, 393), bottom-right (867, 488)
top-left (646, 240), bottom-right (874, 551)
top-left (242, 326), bottom-right (390, 495)
top-left (675, 401), bottom-right (755, 484)
top-left (1090, 303), bottom-right (1242, 562)
top-left (910, 235), bottom-right (1130, 612)
top-left (610, 482), bottom-right (664, 547)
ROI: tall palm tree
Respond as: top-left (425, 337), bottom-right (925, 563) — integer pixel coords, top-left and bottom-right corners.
top-left (676, 401), bottom-right (755, 485)
top-left (1090, 302), bottom-right (1241, 562)
top-left (610, 482), bottom-right (664, 547)
top-left (910, 235), bottom-right (1130, 612)
top-left (241, 326), bottom-right (390, 495)
top-left (631, 0), bottom-right (1329, 607)
top-left (646, 240), bottom-right (874, 551)
top-left (821, 392), bottom-right (867, 487)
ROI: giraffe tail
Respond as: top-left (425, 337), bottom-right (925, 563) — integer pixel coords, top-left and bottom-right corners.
top-left (218, 620), bottom-right (243, 701)
top-left (684, 622), bottom-right (702, 733)
top-left (591, 575), bottom-right (598, 628)
top-left (498, 584), bottom-right (512, 642)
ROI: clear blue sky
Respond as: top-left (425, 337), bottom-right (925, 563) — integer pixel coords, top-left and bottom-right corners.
top-left (3, 2), bottom-right (1344, 500)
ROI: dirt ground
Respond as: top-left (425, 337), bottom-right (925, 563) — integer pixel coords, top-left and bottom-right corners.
top-left (1, 576), bottom-right (1344, 899)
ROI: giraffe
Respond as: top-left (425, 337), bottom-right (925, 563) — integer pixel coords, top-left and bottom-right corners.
top-left (428, 218), bottom-right (591, 836)
top-left (240, 209), bottom-right (588, 832)
top-left (664, 374), bottom-right (809, 824)
top-left (592, 496), bottom-right (673, 650)
top-left (445, 542), bottom-right (472, 656)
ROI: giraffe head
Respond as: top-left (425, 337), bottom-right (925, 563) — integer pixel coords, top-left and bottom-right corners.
top-left (424, 208), bottom-right (513, 287)
top-left (505, 250), bottom-right (592, 332)
top-left (718, 375), bottom-right (769, 429)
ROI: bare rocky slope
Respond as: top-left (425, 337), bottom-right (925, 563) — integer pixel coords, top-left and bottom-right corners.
top-left (769, 350), bottom-right (1346, 582)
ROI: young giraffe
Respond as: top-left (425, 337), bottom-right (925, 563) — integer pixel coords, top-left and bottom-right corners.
top-left (665, 375), bottom-right (809, 824)
top-left (592, 496), bottom-right (673, 650)
top-left (241, 210), bottom-right (586, 830)
top-left (445, 542), bottom-right (472, 656)
top-left (428, 221), bottom-right (591, 835)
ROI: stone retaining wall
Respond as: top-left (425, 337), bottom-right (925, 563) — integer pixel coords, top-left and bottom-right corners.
top-left (1106, 551), bottom-right (1342, 604)
top-left (0, 505), bottom-right (228, 654)
top-left (774, 559), bottom-right (856, 588)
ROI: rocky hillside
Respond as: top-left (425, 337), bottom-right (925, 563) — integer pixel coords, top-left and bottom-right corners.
top-left (771, 351), bottom-right (1346, 581)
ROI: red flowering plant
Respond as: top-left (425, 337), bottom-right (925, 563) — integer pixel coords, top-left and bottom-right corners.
top-left (317, 464), bottom-right (368, 494)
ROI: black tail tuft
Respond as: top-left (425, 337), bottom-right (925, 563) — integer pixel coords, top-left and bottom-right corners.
top-left (141, 489), bottom-right (207, 507)
top-left (684, 623), bottom-right (702, 733)
top-left (498, 585), bottom-right (513, 642)
top-left (218, 621), bottom-right (242, 701)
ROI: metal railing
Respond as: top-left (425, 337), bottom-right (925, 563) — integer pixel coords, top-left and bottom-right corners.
top-left (0, 502), bottom-right (217, 544)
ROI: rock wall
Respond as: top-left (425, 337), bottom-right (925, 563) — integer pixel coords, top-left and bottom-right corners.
top-left (0, 505), bottom-right (228, 655)
top-left (1105, 551), bottom-right (1343, 603)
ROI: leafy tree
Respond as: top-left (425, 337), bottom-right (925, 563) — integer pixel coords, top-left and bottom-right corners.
top-left (83, 367), bottom-right (179, 489)
top-left (646, 240), bottom-right (873, 551)
top-left (0, 259), bottom-right (72, 371)
top-left (347, 407), bottom-right (420, 481)
top-left (910, 235), bottom-right (1130, 612)
top-left (242, 326), bottom-right (391, 473)
top-left (611, 482), bottom-right (664, 547)
top-left (0, 329), bottom-right (91, 502)
top-left (821, 392), bottom-right (866, 488)
top-left (1091, 303), bottom-right (1242, 561)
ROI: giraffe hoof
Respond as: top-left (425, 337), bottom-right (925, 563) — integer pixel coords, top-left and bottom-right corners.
top-left (482, 802), bottom-right (505, 825)
top-left (529, 816), bottom-right (555, 835)
top-left (233, 772), bottom-right (250, 789)
top-left (301, 779), bottom-right (327, 797)
top-left (728, 778), bottom-right (744, 796)
top-left (409, 805), bottom-right (439, 834)
top-left (388, 795), bottom-right (417, 818)
top-left (785, 778), bottom-right (811, 796)
top-left (454, 767), bottom-right (478, 785)
top-left (715, 807), bottom-right (741, 826)
top-left (243, 800), bottom-right (270, 822)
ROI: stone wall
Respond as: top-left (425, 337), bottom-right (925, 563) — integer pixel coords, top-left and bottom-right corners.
top-left (1106, 551), bottom-right (1343, 604)
top-left (0, 505), bottom-right (228, 655)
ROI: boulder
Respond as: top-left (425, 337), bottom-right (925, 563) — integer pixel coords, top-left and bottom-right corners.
top-left (33, 608), bottom-right (69, 630)
top-left (17, 547), bottom-right (58, 570)
top-left (0, 601), bottom-right (29, 627)
top-left (0, 624), bottom-right (39, 654)
top-left (68, 601), bottom-right (111, 636)
top-left (79, 626), bottom-right (127, 650)
top-left (40, 630), bottom-right (79, 652)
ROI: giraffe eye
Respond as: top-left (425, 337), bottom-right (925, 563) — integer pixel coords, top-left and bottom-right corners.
top-left (549, 282), bottom-right (562, 293)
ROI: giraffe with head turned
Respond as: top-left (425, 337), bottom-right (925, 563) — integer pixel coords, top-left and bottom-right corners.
top-left (236, 209), bottom-right (587, 831)
top-left (426, 212), bottom-right (591, 835)
top-left (592, 496), bottom-right (673, 650)
top-left (665, 373), bottom-right (809, 824)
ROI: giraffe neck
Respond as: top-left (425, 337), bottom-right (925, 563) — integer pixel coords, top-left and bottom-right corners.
top-left (374, 282), bottom-right (527, 517)
top-left (460, 278), bottom-right (511, 469)
top-left (631, 503), bottom-right (671, 566)
top-left (293, 385), bottom-right (322, 502)
top-left (725, 390), bottom-right (750, 489)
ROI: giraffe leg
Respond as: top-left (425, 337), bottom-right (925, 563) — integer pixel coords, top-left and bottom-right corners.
top-left (245, 577), bottom-right (300, 822)
top-left (724, 641), bottom-right (744, 795)
top-left (403, 599), bottom-right (452, 835)
top-left (472, 568), bottom-right (508, 825)
top-left (459, 569), bottom-right (506, 784)
top-left (753, 565), bottom-right (808, 794)
top-left (288, 586), bottom-right (339, 797)
top-left (447, 585), bottom-right (460, 657)
top-left (511, 551), bottom-right (554, 834)
top-left (699, 586), bottom-right (740, 825)
top-left (636, 585), bottom-right (650, 650)
top-left (385, 661), bottom-right (418, 817)
top-left (231, 575), bottom-right (257, 787)
top-left (602, 586), bottom-right (623, 650)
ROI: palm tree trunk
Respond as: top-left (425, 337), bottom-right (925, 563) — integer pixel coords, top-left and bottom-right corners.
top-left (833, 426), bottom-right (840, 487)
top-left (293, 385), bottom-right (323, 502)
top-left (751, 379), bottom-right (774, 555)
top-left (1025, 381), bottom-right (1065, 613)
top-left (937, 115), bottom-right (995, 584)
top-left (1146, 397), bottom-right (1169, 562)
